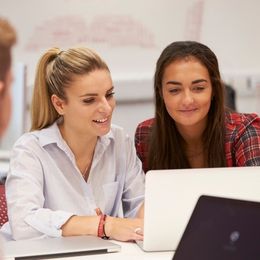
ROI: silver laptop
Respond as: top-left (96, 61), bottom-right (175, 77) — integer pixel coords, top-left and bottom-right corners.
top-left (3, 235), bottom-right (120, 259)
top-left (173, 195), bottom-right (260, 260)
top-left (137, 166), bottom-right (260, 252)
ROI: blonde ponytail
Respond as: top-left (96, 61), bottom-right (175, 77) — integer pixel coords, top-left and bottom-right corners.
top-left (30, 48), bottom-right (61, 130)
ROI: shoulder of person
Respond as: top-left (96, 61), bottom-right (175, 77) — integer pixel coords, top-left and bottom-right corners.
top-left (12, 130), bottom-right (41, 147)
top-left (225, 111), bottom-right (259, 126)
top-left (136, 118), bottom-right (155, 130)
top-left (225, 110), bottom-right (260, 135)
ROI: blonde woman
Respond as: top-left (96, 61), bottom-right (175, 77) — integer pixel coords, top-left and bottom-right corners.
top-left (1, 47), bottom-right (144, 242)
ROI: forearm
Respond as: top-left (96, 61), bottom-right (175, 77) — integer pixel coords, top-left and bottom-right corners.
top-left (63, 214), bottom-right (144, 242)
top-left (9, 208), bottom-right (74, 240)
top-left (61, 215), bottom-right (100, 236)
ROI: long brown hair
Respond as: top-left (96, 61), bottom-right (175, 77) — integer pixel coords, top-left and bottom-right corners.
top-left (148, 41), bottom-right (226, 169)
top-left (30, 47), bottom-right (109, 131)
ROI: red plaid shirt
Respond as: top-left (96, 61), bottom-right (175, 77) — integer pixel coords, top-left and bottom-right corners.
top-left (135, 112), bottom-right (260, 172)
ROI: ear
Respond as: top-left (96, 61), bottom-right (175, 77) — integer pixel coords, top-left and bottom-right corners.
top-left (51, 94), bottom-right (66, 115)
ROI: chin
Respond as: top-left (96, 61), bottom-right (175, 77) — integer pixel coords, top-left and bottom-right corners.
top-left (98, 126), bottom-right (111, 136)
top-left (176, 118), bottom-right (201, 128)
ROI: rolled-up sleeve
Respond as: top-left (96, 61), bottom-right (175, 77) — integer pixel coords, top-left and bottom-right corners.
top-left (6, 138), bottom-right (74, 240)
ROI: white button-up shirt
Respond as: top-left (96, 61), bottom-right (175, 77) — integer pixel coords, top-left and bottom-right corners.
top-left (1, 122), bottom-right (145, 240)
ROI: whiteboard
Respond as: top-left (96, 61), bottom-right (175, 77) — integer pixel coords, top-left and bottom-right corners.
top-left (1, 0), bottom-right (260, 86)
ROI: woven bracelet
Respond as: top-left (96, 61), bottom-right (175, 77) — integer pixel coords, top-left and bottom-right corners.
top-left (97, 214), bottom-right (109, 239)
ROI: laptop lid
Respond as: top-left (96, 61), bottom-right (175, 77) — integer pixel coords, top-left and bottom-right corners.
top-left (173, 195), bottom-right (260, 260)
top-left (3, 235), bottom-right (121, 259)
top-left (141, 166), bottom-right (260, 252)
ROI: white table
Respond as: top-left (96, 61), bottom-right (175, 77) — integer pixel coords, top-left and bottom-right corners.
top-left (64, 241), bottom-right (174, 259)
top-left (55, 241), bottom-right (173, 260)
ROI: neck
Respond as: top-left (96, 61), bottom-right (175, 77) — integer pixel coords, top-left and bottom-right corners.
top-left (175, 124), bottom-right (206, 160)
top-left (179, 129), bottom-right (204, 152)
top-left (58, 123), bottom-right (97, 181)
top-left (58, 123), bottom-right (97, 158)
top-left (176, 118), bottom-right (207, 146)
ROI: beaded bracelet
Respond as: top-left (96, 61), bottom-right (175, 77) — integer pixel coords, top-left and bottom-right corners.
top-left (97, 214), bottom-right (109, 239)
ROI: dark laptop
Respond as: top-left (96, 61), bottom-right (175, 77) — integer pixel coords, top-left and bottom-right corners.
top-left (173, 195), bottom-right (260, 260)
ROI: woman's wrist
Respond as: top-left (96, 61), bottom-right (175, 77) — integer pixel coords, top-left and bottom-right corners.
top-left (97, 214), bottom-right (110, 239)
top-left (103, 215), bottom-right (113, 239)
top-left (103, 215), bottom-right (109, 239)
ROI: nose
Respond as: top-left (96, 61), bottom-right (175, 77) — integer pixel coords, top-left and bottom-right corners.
top-left (182, 90), bottom-right (194, 105)
top-left (98, 98), bottom-right (112, 113)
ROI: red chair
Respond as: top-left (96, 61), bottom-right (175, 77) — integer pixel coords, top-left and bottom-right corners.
top-left (0, 184), bottom-right (8, 226)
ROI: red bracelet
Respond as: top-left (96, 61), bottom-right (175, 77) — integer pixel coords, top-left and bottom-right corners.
top-left (97, 214), bottom-right (109, 239)
top-left (97, 214), bottom-right (104, 237)
top-left (102, 215), bottom-right (109, 240)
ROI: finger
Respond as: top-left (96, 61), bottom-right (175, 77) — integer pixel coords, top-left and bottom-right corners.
top-left (134, 227), bottom-right (143, 235)
top-left (133, 233), bottom-right (143, 241)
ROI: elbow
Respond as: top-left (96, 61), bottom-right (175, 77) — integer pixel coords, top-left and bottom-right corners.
top-left (10, 219), bottom-right (44, 241)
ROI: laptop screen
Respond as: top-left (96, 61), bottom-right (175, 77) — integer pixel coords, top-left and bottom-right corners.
top-left (173, 195), bottom-right (260, 260)
top-left (142, 167), bottom-right (260, 252)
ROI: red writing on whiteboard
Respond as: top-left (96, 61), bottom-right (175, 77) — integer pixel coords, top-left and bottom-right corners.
top-left (25, 15), bottom-right (156, 51)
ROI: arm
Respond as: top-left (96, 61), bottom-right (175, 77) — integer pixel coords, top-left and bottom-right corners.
top-left (61, 215), bottom-right (99, 236)
top-left (62, 215), bottom-right (144, 241)
top-left (7, 134), bottom-right (144, 241)
top-left (6, 141), bottom-right (75, 240)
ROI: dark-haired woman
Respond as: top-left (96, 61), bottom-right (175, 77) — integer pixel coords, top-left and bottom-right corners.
top-left (135, 41), bottom-right (260, 172)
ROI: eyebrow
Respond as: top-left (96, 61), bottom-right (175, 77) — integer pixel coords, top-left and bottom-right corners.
top-left (79, 86), bottom-right (114, 97)
top-left (192, 79), bottom-right (208, 84)
top-left (166, 79), bottom-right (208, 85)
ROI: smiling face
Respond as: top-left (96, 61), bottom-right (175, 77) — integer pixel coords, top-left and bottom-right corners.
top-left (162, 57), bottom-right (212, 135)
top-left (52, 69), bottom-right (115, 139)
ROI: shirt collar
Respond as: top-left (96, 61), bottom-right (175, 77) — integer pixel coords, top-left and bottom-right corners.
top-left (37, 121), bottom-right (115, 148)
top-left (38, 122), bottom-right (64, 147)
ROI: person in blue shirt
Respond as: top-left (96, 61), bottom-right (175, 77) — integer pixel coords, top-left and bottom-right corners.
top-left (1, 46), bottom-right (144, 242)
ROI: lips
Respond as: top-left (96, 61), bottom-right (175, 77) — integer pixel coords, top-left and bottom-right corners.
top-left (93, 118), bottom-right (109, 123)
top-left (179, 108), bottom-right (198, 112)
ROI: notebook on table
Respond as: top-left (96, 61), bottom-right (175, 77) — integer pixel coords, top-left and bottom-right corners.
top-left (173, 195), bottom-right (260, 260)
top-left (136, 166), bottom-right (260, 252)
top-left (3, 235), bottom-right (121, 259)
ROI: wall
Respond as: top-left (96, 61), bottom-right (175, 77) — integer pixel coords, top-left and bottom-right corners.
top-left (1, 0), bottom-right (260, 83)
top-left (0, 0), bottom-right (259, 146)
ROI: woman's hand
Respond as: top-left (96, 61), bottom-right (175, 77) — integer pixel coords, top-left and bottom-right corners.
top-left (105, 216), bottom-right (143, 242)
